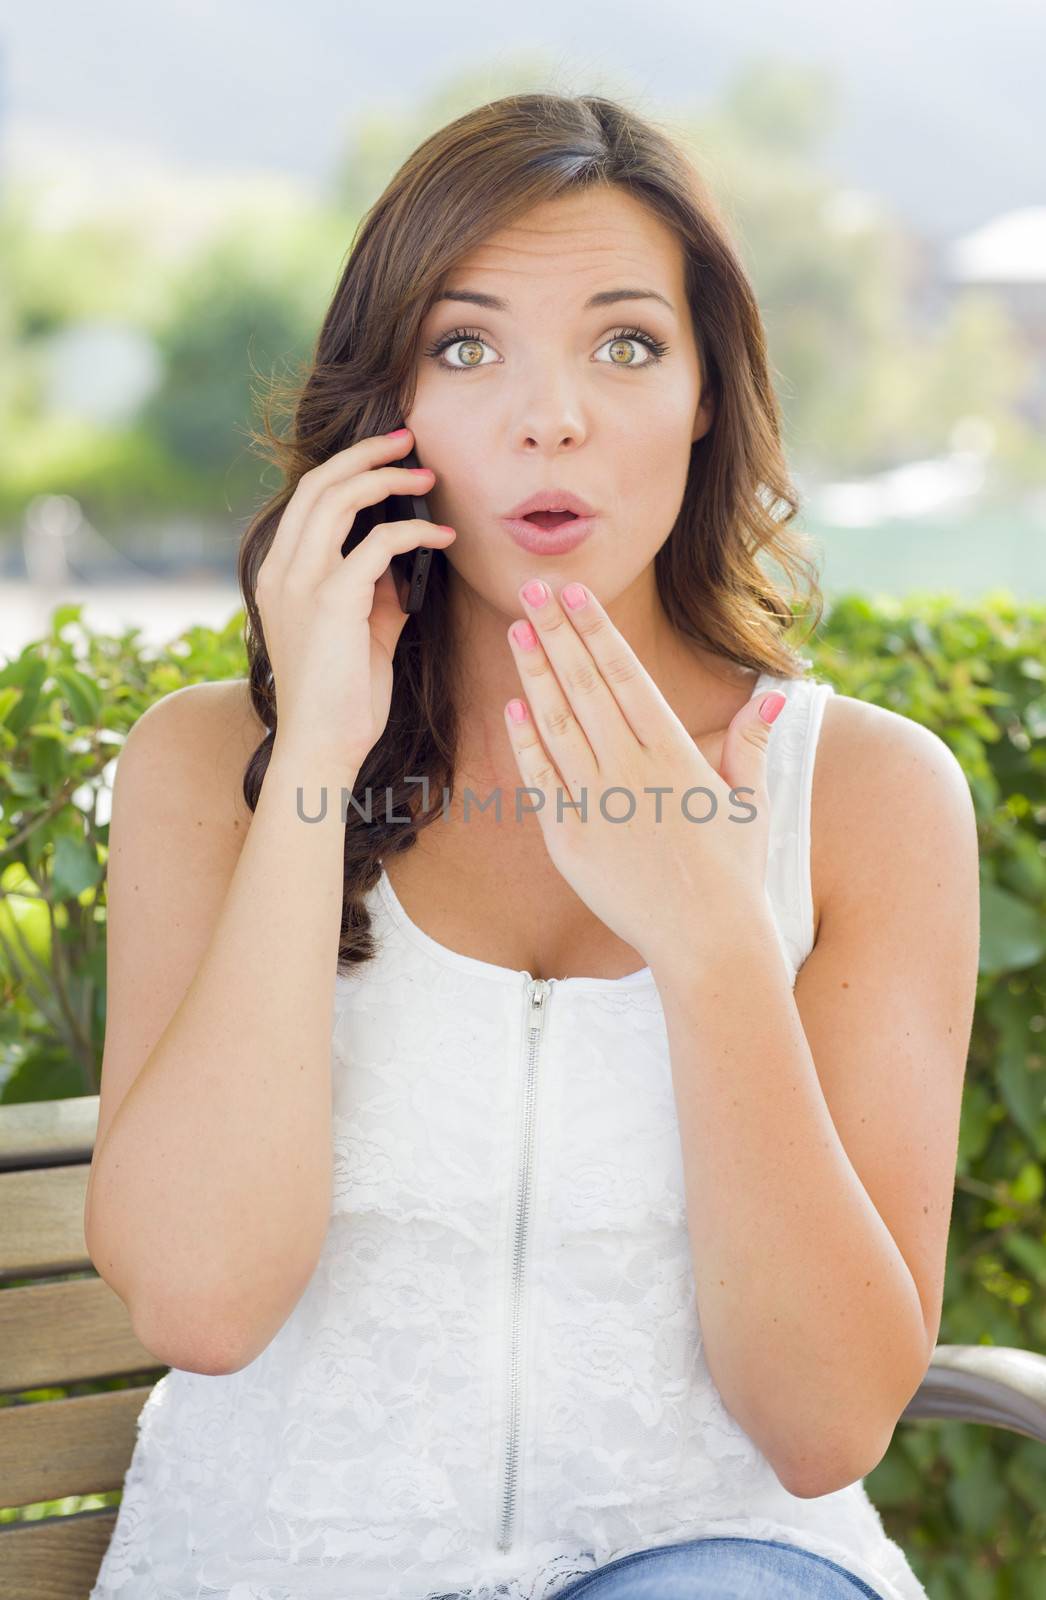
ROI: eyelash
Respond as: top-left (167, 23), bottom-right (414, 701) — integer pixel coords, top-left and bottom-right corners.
top-left (422, 324), bottom-right (670, 373)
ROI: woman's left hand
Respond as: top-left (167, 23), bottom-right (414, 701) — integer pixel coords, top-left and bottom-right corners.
top-left (503, 578), bottom-right (788, 969)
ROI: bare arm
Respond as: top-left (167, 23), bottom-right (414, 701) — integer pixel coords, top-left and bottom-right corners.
top-left (651, 700), bottom-right (978, 1497)
top-left (85, 428), bottom-right (454, 1375)
top-left (84, 682), bottom-right (357, 1374)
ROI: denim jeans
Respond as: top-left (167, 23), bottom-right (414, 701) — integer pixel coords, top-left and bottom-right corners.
top-left (430, 1537), bottom-right (889, 1598)
top-left (544, 1537), bottom-right (888, 1599)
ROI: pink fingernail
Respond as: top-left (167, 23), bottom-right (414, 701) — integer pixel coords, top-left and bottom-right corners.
top-left (507, 699), bottom-right (529, 723)
top-left (759, 692), bottom-right (787, 724)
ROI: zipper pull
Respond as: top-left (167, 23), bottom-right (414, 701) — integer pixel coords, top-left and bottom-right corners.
top-left (527, 975), bottom-right (551, 1023)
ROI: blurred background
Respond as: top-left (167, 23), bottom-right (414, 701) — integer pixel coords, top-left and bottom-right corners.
top-left (1, 7), bottom-right (1045, 1587)
top-left (0, 1), bottom-right (1044, 659)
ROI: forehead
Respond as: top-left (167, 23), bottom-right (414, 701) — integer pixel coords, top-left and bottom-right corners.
top-left (435, 188), bottom-right (685, 305)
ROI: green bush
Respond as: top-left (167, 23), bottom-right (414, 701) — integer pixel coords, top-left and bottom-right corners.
top-left (1, 593), bottom-right (1044, 1592)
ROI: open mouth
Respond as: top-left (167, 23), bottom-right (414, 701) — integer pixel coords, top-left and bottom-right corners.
top-left (522, 511), bottom-right (580, 530)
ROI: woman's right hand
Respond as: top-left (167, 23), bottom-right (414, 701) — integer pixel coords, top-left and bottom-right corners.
top-left (255, 427), bottom-right (455, 779)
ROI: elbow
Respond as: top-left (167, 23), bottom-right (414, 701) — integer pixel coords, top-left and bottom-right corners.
top-left (85, 1230), bottom-right (246, 1376)
top-left (771, 1343), bottom-right (932, 1500)
top-left (130, 1294), bottom-right (255, 1377)
top-left (776, 1427), bottom-right (893, 1501)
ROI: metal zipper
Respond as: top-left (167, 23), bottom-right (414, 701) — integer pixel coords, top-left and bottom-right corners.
top-left (496, 974), bottom-right (553, 1553)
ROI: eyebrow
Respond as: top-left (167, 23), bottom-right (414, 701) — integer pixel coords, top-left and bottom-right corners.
top-left (433, 286), bottom-right (676, 316)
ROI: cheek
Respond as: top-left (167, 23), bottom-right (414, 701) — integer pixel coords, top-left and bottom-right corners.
top-left (401, 369), bottom-right (449, 435)
top-left (611, 428), bottom-right (689, 504)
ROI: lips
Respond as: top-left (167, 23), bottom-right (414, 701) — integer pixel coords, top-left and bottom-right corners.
top-left (523, 511), bottom-right (579, 530)
top-left (505, 490), bottom-right (598, 519)
top-left (502, 512), bottom-right (596, 555)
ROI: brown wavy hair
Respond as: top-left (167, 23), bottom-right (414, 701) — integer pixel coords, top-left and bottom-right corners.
top-left (236, 90), bottom-right (824, 975)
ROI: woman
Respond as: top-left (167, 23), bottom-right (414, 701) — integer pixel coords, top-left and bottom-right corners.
top-left (86, 92), bottom-right (978, 1600)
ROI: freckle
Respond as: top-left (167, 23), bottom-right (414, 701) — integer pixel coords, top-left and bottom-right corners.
top-left (841, 980), bottom-right (849, 989)
top-left (865, 1281), bottom-right (871, 1287)
top-left (720, 1280), bottom-right (725, 1286)
top-left (923, 1205), bottom-right (928, 1213)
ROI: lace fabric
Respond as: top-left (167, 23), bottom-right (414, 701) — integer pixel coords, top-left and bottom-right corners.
top-left (90, 672), bottom-right (927, 1600)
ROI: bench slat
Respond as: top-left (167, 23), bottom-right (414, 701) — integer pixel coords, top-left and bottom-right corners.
top-left (0, 1278), bottom-right (163, 1393)
top-left (0, 1386), bottom-right (154, 1508)
top-left (1, 1165), bottom-right (94, 1281)
top-left (0, 1506), bottom-right (119, 1599)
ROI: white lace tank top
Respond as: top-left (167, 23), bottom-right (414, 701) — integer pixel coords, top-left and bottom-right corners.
top-left (89, 669), bottom-right (927, 1600)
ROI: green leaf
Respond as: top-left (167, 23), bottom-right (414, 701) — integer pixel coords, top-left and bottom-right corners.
top-left (1, 657), bottom-right (47, 739)
top-left (944, 1434), bottom-right (1009, 1536)
top-left (4, 767), bottom-right (39, 798)
top-left (1002, 1232), bottom-right (1046, 1286)
top-left (53, 667), bottom-right (102, 728)
top-left (1008, 1161), bottom-right (1045, 1205)
top-left (996, 1006), bottom-right (1046, 1152)
top-left (50, 835), bottom-right (103, 899)
top-left (978, 877), bottom-right (1046, 974)
top-left (49, 603), bottom-right (85, 638)
top-left (956, 1080), bottom-right (994, 1169)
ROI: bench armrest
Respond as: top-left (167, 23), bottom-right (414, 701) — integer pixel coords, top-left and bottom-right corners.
top-left (900, 1342), bottom-right (1046, 1443)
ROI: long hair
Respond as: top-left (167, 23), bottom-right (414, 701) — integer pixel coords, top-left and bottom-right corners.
top-left (236, 91), bottom-right (824, 974)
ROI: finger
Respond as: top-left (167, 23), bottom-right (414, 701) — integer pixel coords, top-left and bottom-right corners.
top-left (553, 588), bottom-right (684, 755)
top-left (262, 429), bottom-right (428, 579)
top-left (507, 610), bottom-right (598, 801)
top-left (368, 562), bottom-right (413, 657)
top-left (502, 697), bottom-right (574, 830)
top-left (721, 689), bottom-right (787, 798)
top-left (322, 520), bottom-right (455, 617)
top-left (520, 579), bottom-right (651, 759)
top-left (290, 462), bottom-right (437, 581)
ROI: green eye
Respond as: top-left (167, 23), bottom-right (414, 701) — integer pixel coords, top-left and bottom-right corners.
top-left (596, 329), bottom-right (670, 366)
top-left (424, 325), bottom-right (670, 373)
top-left (423, 328), bottom-right (494, 371)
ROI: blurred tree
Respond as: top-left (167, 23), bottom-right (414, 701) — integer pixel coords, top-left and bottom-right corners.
top-left (136, 207), bottom-right (358, 515)
top-left (0, 52), bottom-right (1043, 545)
top-left (330, 51), bottom-right (578, 220)
top-left (672, 56), bottom-right (1034, 475)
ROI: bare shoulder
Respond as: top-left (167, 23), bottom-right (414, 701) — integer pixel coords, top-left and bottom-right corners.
top-left (810, 689), bottom-right (976, 941)
top-left (123, 677), bottom-right (269, 832)
top-left (87, 679), bottom-right (271, 1190)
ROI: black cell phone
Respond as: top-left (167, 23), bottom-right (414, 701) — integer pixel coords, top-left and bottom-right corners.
top-left (381, 443), bottom-right (436, 614)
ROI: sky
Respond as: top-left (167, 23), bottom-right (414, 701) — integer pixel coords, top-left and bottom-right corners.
top-left (1, 0), bottom-right (1043, 240)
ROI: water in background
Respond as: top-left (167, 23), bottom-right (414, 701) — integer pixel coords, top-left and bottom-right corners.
top-left (1, 504), bottom-right (1044, 664)
top-left (810, 506), bottom-right (1046, 604)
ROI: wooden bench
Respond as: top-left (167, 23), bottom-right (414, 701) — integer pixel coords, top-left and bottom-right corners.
top-left (2, 1096), bottom-right (1045, 1598)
